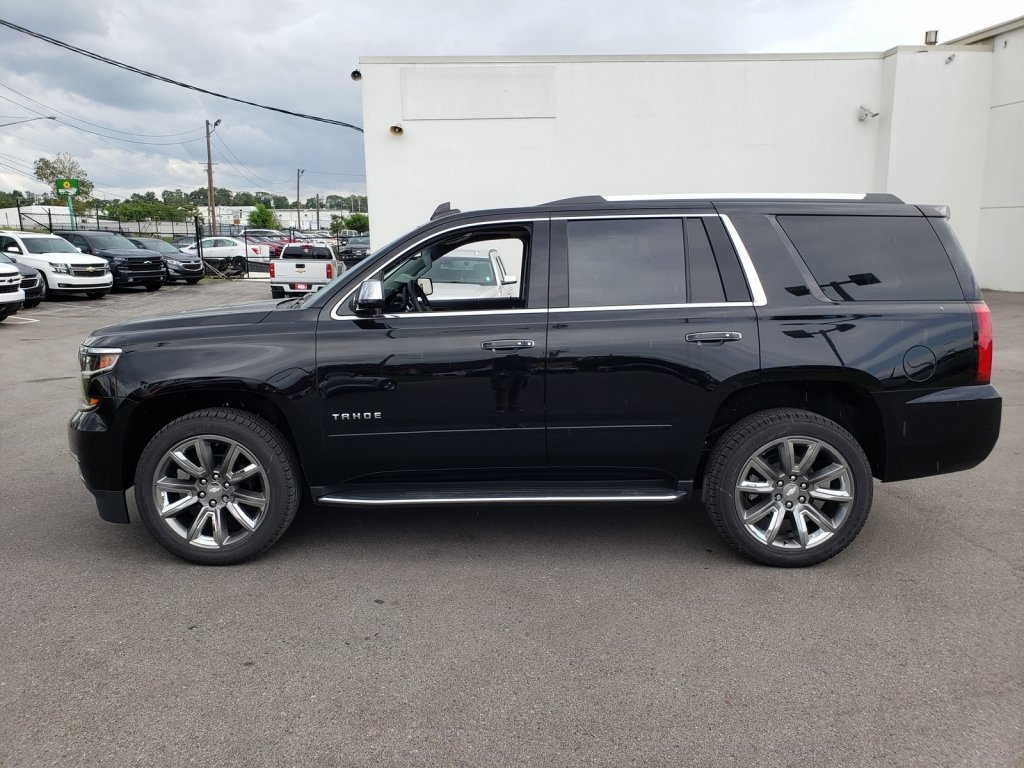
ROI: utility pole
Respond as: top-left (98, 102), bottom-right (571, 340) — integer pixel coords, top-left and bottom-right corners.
top-left (205, 119), bottom-right (221, 236)
top-left (315, 194), bottom-right (321, 229)
top-left (296, 169), bottom-right (305, 232)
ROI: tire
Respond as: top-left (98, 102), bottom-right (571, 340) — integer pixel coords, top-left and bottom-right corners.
top-left (145, 284), bottom-right (162, 292)
top-left (36, 275), bottom-right (48, 303)
top-left (270, 287), bottom-right (284, 299)
top-left (86, 290), bottom-right (108, 299)
top-left (0, 312), bottom-right (7, 322)
top-left (703, 408), bottom-right (872, 567)
top-left (134, 408), bottom-right (300, 565)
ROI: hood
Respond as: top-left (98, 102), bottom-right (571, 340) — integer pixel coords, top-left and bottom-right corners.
top-left (98, 248), bottom-right (163, 260)
top-left (86, 300), bottom-right (281, 343)
top-left (12, 262), bottom-right (41, 278)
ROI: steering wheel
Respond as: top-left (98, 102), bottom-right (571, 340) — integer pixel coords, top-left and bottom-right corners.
top-left (404, 279), bottom-right (433, 312)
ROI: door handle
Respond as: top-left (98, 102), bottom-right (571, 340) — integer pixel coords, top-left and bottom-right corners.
top-left (685, 331), bottom-right (743, 343)
top-left (481, 339), bottom-right (535, 351)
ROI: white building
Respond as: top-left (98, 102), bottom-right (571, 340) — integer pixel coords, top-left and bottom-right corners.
top-left (359, 16), bottom-right (1023, 290)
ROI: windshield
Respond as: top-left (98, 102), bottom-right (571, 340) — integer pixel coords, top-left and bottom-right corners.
top-left (23, 237), bottom-right (80, 254)
top-left (84, 233), bottom-right (136, 249)
top-left (134, 239), bottom-right (179, 254)
top-left (0, 252), bottom-right (13, 264)
top-left (347, 237), bottom-right (370, 247)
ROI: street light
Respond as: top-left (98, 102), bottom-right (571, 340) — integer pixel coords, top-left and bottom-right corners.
top-left (205, 119), bottom-right (221, 235)
top-left (0, 116), bottom-right (56, 128)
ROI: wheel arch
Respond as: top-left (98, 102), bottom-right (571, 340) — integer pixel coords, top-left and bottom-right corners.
top-left (697, 380), bottom-right (885, 487)
top-left (121, 389), bottom-right (308, 492)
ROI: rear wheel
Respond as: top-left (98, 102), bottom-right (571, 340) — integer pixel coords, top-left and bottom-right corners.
top-left (134, 408), bottom-right (300, 565)
top-left (703, 408), bottom-right (872, 567)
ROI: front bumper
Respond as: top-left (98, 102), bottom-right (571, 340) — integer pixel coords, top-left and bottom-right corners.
top-left (166, 261), bottom-right (204, 281)
top-left (69, 402), bottom-right (133, 523)
top-left (112, 266), bottom-right (164, 287)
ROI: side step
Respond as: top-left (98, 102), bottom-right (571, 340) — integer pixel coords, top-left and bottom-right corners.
top-left (317, 483), bottom-right (688, 507)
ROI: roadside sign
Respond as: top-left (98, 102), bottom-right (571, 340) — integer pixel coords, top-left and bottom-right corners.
top-left (55, 178), bottom-right (80, 196)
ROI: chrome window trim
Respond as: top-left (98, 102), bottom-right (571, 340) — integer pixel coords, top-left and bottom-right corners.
top-left (719, 214), bottom-right (767, 306)
top-left (329, 211), bottom-right (768, 319)
top-left (330, 216), bottom-right (543, 320)
top-left (551, 302), bottom-right (751, 313)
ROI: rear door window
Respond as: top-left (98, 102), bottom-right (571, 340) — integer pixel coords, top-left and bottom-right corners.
top-left (777, 215), bottom-right (964, 301)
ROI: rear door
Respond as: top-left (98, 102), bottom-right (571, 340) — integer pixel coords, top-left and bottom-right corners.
top-left (545, 212), bottom-right (762, 481)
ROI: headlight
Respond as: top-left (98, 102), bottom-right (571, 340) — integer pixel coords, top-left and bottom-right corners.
top-left (50, 262), bottom-right (72, 274)
top-left (165, 259), bottom-right (181, 266)
top-left (78, 345), bottom-right (122, 409)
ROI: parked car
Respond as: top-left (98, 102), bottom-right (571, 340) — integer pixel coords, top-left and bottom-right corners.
top-left (269, 243), bottom-right (344, 297)
top-left (128, 238), bottom-right (204, 284)
top-left (338, 235), bottom-right (370, 266)
top-left (171, 235), bottom-right (197, 248)
top-left (0, 230), bottom-right (112, 299)
top-left (69, 193), bottom-right (1001, 566)
top-left (0, 260), bottom-right (24, 321)
top-left (0, 251), bottom-right (43, 307)
top-left (182, 237), bottom-right (270, 273)
top-left (420, 248), bottom-right (519, 301)
top-left (53, 231), bottom-right (164, 291)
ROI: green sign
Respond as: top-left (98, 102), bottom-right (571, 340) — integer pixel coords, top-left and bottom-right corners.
top-left (55, 178), bottom-right (80, 196)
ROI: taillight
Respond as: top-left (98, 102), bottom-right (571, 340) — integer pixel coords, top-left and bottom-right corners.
top-left (973, 302), bottom-right (993, 384)
top-left (269, 262), bottom-right (275, 278)
top-left (326, 263), bottom-right (333, 279)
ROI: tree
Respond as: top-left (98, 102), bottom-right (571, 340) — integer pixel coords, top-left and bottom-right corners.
top-left (33, 153), bottom-right (95, 200)
top-left (328, 213), bottom-right (369, 234)
top-left (248, 203), bottom-right (281, 229)
top-left (232, 191), bottom-right (257, 206)
top-left (186, 188), bottom-right (208, 206)
top-left (324, 195), bottom-right (346, 209)
top-left (214, 187), bottom-right (234, 206)
top-left (162, 189), bottom-right (187, 206)
top-left (269, 195), bottom-right (290, 210)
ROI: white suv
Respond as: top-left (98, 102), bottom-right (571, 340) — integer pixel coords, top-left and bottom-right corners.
top-left (0, 261), bottom-right (25, 321)
top-left (0, 231), bottom-right (113, 299)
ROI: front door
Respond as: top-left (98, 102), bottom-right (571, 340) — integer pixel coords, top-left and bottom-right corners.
top-left (315, 220), bottom-right (549, 485)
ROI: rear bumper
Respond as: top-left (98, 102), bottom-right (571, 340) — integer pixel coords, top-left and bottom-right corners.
top-left (879, 384), bottom-right (1002, 481)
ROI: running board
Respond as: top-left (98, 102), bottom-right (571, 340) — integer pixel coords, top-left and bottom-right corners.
top-left (317, 485), bottom-right (688, 507)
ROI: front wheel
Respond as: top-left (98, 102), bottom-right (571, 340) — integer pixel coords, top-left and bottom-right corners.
top-left (145, 284), bottom-right (162, 292)
top-left (703, 408), bottom-right (872, 567)
top-left (134, 408), bottom-right (301, 564)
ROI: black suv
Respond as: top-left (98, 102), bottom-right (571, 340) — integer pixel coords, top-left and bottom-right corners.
top-left (54, 231), bottom-right (165, 291)
top-left (69, 194), bottom-right (1001, 566)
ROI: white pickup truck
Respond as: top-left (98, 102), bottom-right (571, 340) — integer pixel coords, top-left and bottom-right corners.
top-left (268, 243), bottom-right (345, 298)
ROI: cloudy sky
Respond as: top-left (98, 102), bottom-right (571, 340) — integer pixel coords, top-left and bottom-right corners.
top-left (0, 0), bottom-right (1018, 204)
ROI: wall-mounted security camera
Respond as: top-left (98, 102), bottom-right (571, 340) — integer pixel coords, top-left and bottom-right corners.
top-left (389, 124), bottom-right (404, 136)
top-left (857, 105), bottom-right (880, 122)
top-left (350, 69), bottom-right (362, 81)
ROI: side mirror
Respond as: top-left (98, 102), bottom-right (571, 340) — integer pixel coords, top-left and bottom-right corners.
top-left (4, 245), bottom-right (20, 254)
top-left (353, 280), bottom-right (384, 313)
top-left (416, 277), bottom-right (433, 296)
top-left (75, 247), bottom-right (83, 253)
top-left (501, 274), bottom-right (518, 285)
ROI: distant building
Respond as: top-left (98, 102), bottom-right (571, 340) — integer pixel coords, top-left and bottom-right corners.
top-left (359, 16), bottom-right (1023, 290)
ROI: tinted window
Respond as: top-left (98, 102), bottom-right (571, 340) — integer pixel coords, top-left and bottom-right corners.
top-left (81, 232), bottom-right (136, 250)
top-left (777, 215), bottom-right (964, 301)
top-left (685, 218), bottom-right (725, 303)
top-left (567, 219), bottom-right (685, 307)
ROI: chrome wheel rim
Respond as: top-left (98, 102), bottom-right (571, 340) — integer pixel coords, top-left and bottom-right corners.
top-left (152, 435), bottom-right (270, 550)
top-left (734, 435), bottom-right (854, 551)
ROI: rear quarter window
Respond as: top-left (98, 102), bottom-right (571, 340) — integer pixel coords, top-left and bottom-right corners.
top-left (777, 215), bottom-right (964, 301)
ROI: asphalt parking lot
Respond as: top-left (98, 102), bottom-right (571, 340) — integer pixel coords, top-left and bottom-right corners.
top-left (1, 281), bottom-right (1020, 767)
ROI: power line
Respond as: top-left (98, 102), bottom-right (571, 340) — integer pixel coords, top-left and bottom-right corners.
top-left (212, 133), bottom-right (291, 188)
top-left (0, 79), bottom-right (205, 138)
top-left (0, 19), bottom-right (364, 133)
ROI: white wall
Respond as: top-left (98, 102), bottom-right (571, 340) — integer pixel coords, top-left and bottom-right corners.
top-left (977, 25), bottom-right (1024, 291)
top-left (361, 43), bottom-right (1020, 289)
